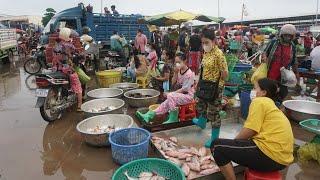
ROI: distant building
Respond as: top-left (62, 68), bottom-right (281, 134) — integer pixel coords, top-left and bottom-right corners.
top-left (0, 15), bottom-right (42, 32)
top-left (223, 14), bottom-right (320, 32)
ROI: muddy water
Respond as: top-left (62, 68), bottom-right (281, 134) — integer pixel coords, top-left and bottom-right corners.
top-left (0, 58), bottom-right (118, 180)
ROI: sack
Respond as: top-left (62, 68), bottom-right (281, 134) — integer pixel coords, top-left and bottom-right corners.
top-left (195, 67), bottom-right (220, 101)
top-left (280, 67), bottom-right (297, 87)
top-left (75, 67), bottom-right (91, 84)
top-left (251, 63), bottom-right (268, 84)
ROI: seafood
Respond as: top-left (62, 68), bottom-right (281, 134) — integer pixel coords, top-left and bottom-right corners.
top-left (185, 157), bottom-right (192, 162)
top-left (168, 158), bottom-right (182, 167)
top-left (169, 137), bottom-right (178, 143)
top-left (201, 160), bottom-right (211, 166)
top-left (124, 171), bottom-right (138, 180)
top-left (178, 148), bottom-right (193, 154)
top-left (124, 171), bottom-right (167, 180)
top-left (87, 125), bottom-right (119, 134)
top-left (89, 106), bottom-right (116, 113)
top-left (200, 168), bottom-right (219, 175)
top-left (187, 163), bottom-right (200, 172)
top-left (198, 147), bottom-right (207, 157)
top-left (178, 153), bottom-right (192, 160)
top-left (187, 171), bottom-right (198, 180)
top-left (128, 93), bottom-right (152, 98)
top-left (201, 164), bottom-right (215, 170)
top-left (181, 163), bottom-right (190, 176)
top-left (190, 147), bottom-right (200, 156)
top-left (165, 150), bottom-right (181, 158)
top-left (200, 156), bottom-right (212, 164)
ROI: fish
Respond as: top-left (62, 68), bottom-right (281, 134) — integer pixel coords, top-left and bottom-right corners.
top-left (187, 162), bottom-right (201, 172)
top-left (200, 160), bottom-right (212, 166)
top-left (201, 164), bottom-right (215, 170)
top-left (124, 171), bottom-right (139, 180)
top-left (178, 148), bottom-right (193, 154)
top-left (187, 171), bottom-right (198, 180)
top-left (169, 137), bottom-right (178, 143)
top-left (200, 155), bottom-right (212, 164)
top-left (165, 150), bottom-right (181, 158)
top-left (181, 163), bottom-right (190, 176)
top-left (210, 156), bottom-right (215, 161)
top-left (190, 147), bottom-right (200, 156)
top-left (178, 153), bottom-right (193, 160)
top-left (168, 158), bottom-right (182, 167)
top-left (186, 157), bottom-right (192, 162)
top-left (139, 172), bottom-right (153, 178)
top-left (198, 147), bottom-right (207, 157)
top-left (160, 141), bottom-right (169, 151)
top-left (199, 168), bottom-right (219, 175)
top-left (150, 176), bottom-right (166, 180)
top-left (152, 136), bottom-right (163, 141)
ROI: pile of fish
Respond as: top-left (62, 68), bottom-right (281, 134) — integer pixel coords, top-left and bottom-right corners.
top-left (88, 106), bottom-right (116, 113)
top-left (128, 93), bottom-right (152, 98)
top-left (124, 171), bottom-right (167, 180)
top-left (87, 125), bottom-right (120, 134)
top-left (151, 136), bottom-right (219, 179)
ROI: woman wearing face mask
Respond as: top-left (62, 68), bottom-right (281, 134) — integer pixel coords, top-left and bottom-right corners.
top-left (193, 28), bottom-right (228, 148)
top-left (137, 52), bottom-right (195, 124)
top-left (211, 78), bottom-right (294, 180)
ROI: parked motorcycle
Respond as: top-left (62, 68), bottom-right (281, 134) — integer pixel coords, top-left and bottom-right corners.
top-left (24, 46), bottom-right (48, 75)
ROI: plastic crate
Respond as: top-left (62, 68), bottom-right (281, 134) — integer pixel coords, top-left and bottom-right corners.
top-left (227, 72), bottom-right (245, 85)
top-left (299, 119), bottom-right (320, 135)
top-left (109, 128), bottom-right (151, 165)
top-left (234, 63), bottom-right (252, 72)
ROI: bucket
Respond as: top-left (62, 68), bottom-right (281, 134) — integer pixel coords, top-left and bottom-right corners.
top-left (96, 70), bottom-right (122, 88)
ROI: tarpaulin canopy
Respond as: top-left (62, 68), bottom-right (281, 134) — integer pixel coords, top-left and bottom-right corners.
top-left (140, 10), bottom-right (224, 26)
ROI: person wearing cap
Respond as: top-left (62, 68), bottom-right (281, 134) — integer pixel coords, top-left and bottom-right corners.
top-left (304, 31), bottom-right (313, 56)
top-left (263, 24), bottom-right (298, 103)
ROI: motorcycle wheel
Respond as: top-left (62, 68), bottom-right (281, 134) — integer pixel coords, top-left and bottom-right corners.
top-left (24, 58), bottom-right (42, 75)
top-left (40, 89), bottom-right (62, 123)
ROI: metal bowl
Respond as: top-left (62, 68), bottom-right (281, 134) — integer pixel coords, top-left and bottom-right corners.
top-left (76, 114), bottom-right (134, 146)
top-left (124, 89), bottom-right (160, 108)
top-left (109, 83), bottom-right (139, 92)
top-left (81, 98), bottom-right (125, 118)
top-left (283, 100), bottom-right (320, 122)
top-left (87, 88), bottom-right (123, 99)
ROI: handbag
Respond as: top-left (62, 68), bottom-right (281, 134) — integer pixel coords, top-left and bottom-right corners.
top-left (279, 45), bottom-right (297, 87)
top-left (195, 66), bottom-right (221, 101)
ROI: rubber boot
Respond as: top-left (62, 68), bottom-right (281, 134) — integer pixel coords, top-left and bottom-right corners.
top-left (192, 116), bottom-right (207, 129)
top-left (136, 110), bottom-right (156, 123)
top-left (205, 128), bottom-right (221, 148)
top-left (162, 109), bottom-right (179, 124)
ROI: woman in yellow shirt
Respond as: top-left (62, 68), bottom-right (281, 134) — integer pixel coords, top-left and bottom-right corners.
top-left (212, 78), bottom-right (294, 180)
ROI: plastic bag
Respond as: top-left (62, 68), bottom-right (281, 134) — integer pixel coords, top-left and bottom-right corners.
top-left (251, 63), bottom-right (267, 84)
top-left (75, 67), bottom-right (91, 84)
top-left (298, 143), bottom-right (320, 165)
top-left (163, 80), bottom-right (170, 92)
top-left (280, 67), bottom-right (297, 87)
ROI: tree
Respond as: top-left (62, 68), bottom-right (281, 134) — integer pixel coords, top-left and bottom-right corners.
top-left (42, 8), bottom-right (56, 27)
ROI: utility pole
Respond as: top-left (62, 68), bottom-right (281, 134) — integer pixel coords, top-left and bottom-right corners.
top-left (101, 0), bottom-right (103, 14)
top-left (241, 0), bottom-right (245, 26)
top-left (316, 0), bottom-right (319, 25)
top-left (218, 0), bottom-right (221, 30)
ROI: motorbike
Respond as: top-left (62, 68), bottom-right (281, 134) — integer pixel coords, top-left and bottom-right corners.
top-left (83, 41), bottom-right (101, 72)
top-left (24, 46), bottom-right (48, 75)
top-left (34, 54), bottom-right (85, 122)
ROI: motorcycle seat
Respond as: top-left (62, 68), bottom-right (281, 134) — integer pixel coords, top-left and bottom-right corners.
top-left (46, 71), bottom-right (68, 80)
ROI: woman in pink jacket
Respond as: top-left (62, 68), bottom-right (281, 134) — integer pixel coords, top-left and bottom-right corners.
top-left (135, 29), bottom-right (148, 54)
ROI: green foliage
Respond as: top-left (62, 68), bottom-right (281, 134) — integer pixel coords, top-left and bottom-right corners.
top-left (42, 8), bottom-right (56, 27)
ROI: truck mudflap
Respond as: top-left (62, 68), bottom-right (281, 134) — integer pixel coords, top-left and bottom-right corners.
top-left (35, 97), bottom-right (46, 108)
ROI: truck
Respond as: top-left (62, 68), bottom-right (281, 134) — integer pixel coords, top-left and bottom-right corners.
top-left (41, 3), bottom-right (150, 46)
top-left (0, 28), bottom-right (17, 63)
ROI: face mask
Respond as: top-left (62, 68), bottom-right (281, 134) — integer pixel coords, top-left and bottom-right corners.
top-left (176, 63), bottom-right (181, 69)
top-left (203, 44), bottom-right (213, 53)
top-left (250, 90), bottom-right (257, 100)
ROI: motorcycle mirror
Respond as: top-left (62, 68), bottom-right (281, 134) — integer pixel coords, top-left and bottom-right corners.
top-left (85, 44), bottom-right (90, 51)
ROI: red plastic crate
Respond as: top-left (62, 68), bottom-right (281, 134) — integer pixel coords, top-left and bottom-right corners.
top-left (245, 169), bottom-right (282, 180)
top-left (179, 100), bottom-right (197, 122)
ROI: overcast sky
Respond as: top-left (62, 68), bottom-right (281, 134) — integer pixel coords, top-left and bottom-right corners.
top-left (0, 0), bottom-right (318, 21)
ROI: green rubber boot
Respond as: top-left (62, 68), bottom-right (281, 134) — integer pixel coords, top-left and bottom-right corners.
top-left (204, 128), bottom-right (220, 148)
top-left (136, 110), bottom-right (156, 123)
top-left (192, 116), bottom-right (207, 129)
top-left (162, 109), bottom-right (179, 124)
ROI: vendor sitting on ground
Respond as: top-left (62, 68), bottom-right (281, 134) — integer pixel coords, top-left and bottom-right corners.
top-left (151, 50), bottom-right (173, 101)
top-left (211, 78), bottom-right (294, 180)
top-left (137, 52), bottom-right (195, 124)
top-left (127, 55), bottom-right (148, 82)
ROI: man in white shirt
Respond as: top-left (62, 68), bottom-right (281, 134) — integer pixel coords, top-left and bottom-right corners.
top-left (310, 45), bottom-right (320, 70)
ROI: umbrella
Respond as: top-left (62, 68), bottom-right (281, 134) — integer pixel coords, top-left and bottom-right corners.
top-left (259, 27), bottom-right (278, 34)
top-left (142, 10), bottom-right (224, 26)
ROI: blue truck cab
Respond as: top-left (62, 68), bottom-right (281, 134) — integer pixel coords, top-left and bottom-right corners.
top-left (41, 3), bottom-right (150, 45)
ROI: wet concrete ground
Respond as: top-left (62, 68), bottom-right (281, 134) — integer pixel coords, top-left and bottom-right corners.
top-left (0, 56), bottom-right (319, 180)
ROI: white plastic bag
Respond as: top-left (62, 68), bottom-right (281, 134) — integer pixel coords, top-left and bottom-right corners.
top-left (280, 67), bottom-right (297, 87)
